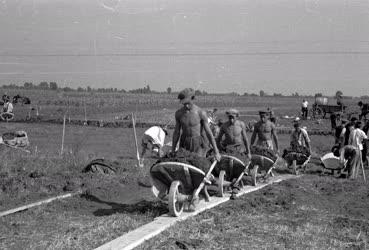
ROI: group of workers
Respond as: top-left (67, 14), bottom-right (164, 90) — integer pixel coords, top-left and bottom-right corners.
top-left (141, 88), bottom-right (312, 165)
top-left (141, 88), bottom-right (285, 165)
top-left (333, 115), bottom-right (369, 178)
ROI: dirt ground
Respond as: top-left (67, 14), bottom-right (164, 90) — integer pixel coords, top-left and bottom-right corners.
top-left (140, 172), bottom-right (369, 250)
top-left (0, 111), bottom-right (363, 249)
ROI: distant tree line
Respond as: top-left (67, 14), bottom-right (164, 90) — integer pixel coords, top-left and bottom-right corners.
top-left (0, 82), bottom-right (356, 98)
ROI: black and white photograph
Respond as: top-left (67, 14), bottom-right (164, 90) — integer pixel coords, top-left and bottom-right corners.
top-left (0, 0), bottom-right (368, 249)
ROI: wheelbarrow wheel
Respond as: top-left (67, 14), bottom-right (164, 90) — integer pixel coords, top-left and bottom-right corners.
top-left (218, 170), bottom-right (226, 197)
top-left (168, 181), bottom-right (185, 217)
top-left (251, 165), bottom-right (258, 186)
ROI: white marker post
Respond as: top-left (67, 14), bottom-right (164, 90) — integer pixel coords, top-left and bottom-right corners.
top-left (60, 114), bottom-right (66, 156)
top-left (131, 113), bottom-right (142, 167)
top-left (83, 96), bottom-right (87, 125)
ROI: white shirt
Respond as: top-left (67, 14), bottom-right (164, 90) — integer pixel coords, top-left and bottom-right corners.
top-left (144, 126), bottom-right (166, 147)
top-left (3, 102), bottom-right (13, 113)
top-left (301, 101), bottom-right (308, 108)
top-left (348, 128), bottom-right (367, 150)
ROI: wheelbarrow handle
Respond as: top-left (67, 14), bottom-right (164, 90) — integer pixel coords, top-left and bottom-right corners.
top-left (233, 161), bottom-right (251, 185)
top-left (193, 160), bottom-right (218, 198)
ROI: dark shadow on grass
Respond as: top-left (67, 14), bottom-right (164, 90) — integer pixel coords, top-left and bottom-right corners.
top-left (81, 193), bottom-right (168, 217)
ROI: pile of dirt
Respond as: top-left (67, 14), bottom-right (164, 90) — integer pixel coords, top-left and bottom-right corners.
top-left (156, 149), bottom-right (211, 173)
top-left (282, 145), bottom-right (311, 165)
top-left (250, 146), bottom-right (277, 161)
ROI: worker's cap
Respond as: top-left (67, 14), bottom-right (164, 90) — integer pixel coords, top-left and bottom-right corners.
top-left (258, 110), bottom-right (269, 115)
top-left (178, 88), bottom-right (195, 104)
top-left (350, 117), bottom-right (358, 122)
top-left (341, 119), bottom-right (348, 124)
top-left (226, 109), bottom-right (239, 117)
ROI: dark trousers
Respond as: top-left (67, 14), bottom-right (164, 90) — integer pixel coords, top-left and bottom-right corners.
top-left (301, 108), bottom-right (308, 119)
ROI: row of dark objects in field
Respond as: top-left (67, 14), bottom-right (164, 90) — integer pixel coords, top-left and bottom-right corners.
top-left (11, 117), bottom-right (334, 135)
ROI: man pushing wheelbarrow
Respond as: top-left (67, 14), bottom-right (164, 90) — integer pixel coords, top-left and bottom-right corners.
top-left (215, 109), bottom-right (252, 198)
top-left (150, 89), bottom-right (221, 215)
top-left (249, 110), bottom-right (280, 184)
top-left (282, 119), bottom-right (312, 174)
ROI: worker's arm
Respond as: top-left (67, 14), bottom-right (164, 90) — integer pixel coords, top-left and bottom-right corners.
top-left (303, 131), bottom-right (312, 154)
top-left (216, 125), bottom-right (225, 149)
top-left (171, 112), bottom-right (181, 154)
top-left (241, 122), bottom-right (251, 159)
top-left (271, 124), bottom-right (279, 152)
top-left (200, 110), bottom-right (221, 161)
top-left (250, 125), bottom-right (257, 146)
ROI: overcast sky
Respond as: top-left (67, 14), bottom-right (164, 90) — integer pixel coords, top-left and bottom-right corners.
top-left (0, 0), bottom-right (368, 96)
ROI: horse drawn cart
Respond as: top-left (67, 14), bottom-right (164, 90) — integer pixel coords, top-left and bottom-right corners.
top-left (311, 96), bottom-right (346, 119)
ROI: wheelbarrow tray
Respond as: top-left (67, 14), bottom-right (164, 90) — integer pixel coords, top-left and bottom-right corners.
top-left (213, 155), bottom-right (246, 181)
top-left (150, 162), bottom-right (206, 197)
top-left (250, 154), bottom-right (276, 172)
top-left (321, 153), bottom-right (345, 170)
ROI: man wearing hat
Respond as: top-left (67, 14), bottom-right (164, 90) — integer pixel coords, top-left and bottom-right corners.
top-left (250, 110), bottom-right (279, 152)
top-left (290, 119), bottom-right (311, 154)
top-left (172, 88), bottom-right (221, 161)
top-left (216, 109), bottom-right (251, 159)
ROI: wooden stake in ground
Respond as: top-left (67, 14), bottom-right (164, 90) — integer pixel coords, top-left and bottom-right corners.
top-left (83, 96), bottom-right (87, 125)
top-left (358, 149), bottom-right (366, 182)
top-left (131, 113), bottom-right (142, 167)
top-left (60, 114), bottom-right (66, 155)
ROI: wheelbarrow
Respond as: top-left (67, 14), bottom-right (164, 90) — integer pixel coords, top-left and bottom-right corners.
top-left (283, 152), bottom-right (311, 175)
top-left (211, 154), bottom-right (252, 197)
top-left (150, 160), bottom-right (217, 217)
top-left (249, 154), bottom-right (278, 185)
top-left (321, 152), bottom-right (346, 176)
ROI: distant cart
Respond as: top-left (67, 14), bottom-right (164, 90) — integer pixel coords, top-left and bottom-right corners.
top-left (310, 96), bottom-right (346, 119)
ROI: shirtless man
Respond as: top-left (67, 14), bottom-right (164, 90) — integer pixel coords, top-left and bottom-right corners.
top-left (250, 110), bottom-right (279, 152)
top-left (171, 88), bottom-right (221, 210)
top-left (172, 88), bottom-right (221, 160)
top-left (216, 109), bottom-right (251, 159)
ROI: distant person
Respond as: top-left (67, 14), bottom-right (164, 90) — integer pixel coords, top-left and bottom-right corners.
top-left (141, 125), bottom-right (168, 162)
top-left (330, 113), bottom-right (339, 131)
top-left (340, 145), bottom-right (360, 179)
top-left (216, 109), bottom-right (251, 159)
top-left (1, 95), bottom-right (14, 120)
top-left (344, 117), bottom-right (357, 146)
top-left (250, 110), bottom-right (279, 153)
top-left (290, 119), bottom-right (311, 154)
top-left (301, 99), bottom-right (308, 119)
top-left (337, 96), bottom-right (344, 112)
top-left (348, 121), bottom-right (367, 163)
top-left (334, 119), bottom-right (348, 146)
top-left (267, 107), bottom-right (277, 124)
top-left (358, 101), bottom-right (369, 120)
